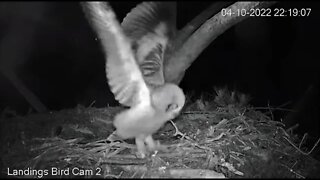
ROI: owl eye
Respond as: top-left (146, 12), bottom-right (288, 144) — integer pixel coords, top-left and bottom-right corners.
top-left (166, 103), bottom-right (178, 112)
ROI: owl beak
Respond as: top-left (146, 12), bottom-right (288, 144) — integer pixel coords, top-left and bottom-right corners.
top-left (170, 109), bottom-right (181, 119)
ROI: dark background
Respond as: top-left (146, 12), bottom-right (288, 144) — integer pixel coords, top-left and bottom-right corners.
top-left (0, 2), bottom-right (319, 140)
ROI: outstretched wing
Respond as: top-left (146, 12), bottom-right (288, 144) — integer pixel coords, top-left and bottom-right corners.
top-left (81, 2), bottom-right (150, 107)
top-left (121, 2), bottom-right (177, 86)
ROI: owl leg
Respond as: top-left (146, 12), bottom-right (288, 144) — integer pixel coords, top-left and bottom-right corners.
top-left (135, 136), bottom-right (147, 158)
top-left (145, 135), bottom-right (157, 151)
top-left (145, 135), bottom-right (169, 153)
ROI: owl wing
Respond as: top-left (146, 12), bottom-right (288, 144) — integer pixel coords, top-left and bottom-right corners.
top-left (121, 2), bottom-right (177, 86)
top-left (82, 2), bottom-right (150, 107)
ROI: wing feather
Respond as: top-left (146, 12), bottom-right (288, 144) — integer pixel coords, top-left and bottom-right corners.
top-left (121, 2), bottom-right (177, 86)
top-left (121, 2), bottom-right (176, 41)
top-left (81, 2), bottom-right (150, 107)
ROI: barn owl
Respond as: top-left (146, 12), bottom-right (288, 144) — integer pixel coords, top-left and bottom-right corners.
top-left (81, 2), bottom-right (185, 158)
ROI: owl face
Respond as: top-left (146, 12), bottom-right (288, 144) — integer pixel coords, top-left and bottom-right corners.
top-left (151, 83), bottom-right (185, 118)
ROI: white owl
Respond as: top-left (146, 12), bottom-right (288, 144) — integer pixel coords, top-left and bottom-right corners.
top-left (82, 2), bottom-right (185, 158)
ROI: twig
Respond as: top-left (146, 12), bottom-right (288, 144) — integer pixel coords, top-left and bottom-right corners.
top-left (0, 70), bottom-right (48, 113)
top-left (248, 107), bottom-right (295, 112)
top-left (182, 110), bottom-right (217, 114)
top-left (89, 100), bottom-right (96, 107)
top-left (169, 120), bottom-right (193, 141)
top-left (284, 136), bottom-right (320, 156)
top-left (101, 157), bottom-right (147, 165)
top-left (299, 133), bottom-right (308, 149)
top-left (268, 101), bottom-right (274, 121)
top-left (104, 171), bottom-right (123, 178)
top-left (286, 124), bottom-right (299, 134)
top-left (279, 163), bottom-right (305, 178)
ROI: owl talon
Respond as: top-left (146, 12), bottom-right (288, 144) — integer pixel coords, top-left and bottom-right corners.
top-left (135, 137), bottom-right (148, 158)
top-left (136, 151), bottom-right (147, 158)
top-left (146, 138), bottom-right (169, 153)
top-left (145, 135), bottom-right (157, 151)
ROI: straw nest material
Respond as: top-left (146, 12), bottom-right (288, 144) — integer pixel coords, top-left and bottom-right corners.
top-left (1, 88), bottom-right (320, 178)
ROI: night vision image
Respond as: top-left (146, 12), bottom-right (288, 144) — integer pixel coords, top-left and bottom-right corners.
top-left (0, 1), bottom-right (319, 178)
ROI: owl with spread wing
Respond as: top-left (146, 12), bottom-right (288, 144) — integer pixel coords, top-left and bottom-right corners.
top-left (81, 2), bottom-right (185, 158)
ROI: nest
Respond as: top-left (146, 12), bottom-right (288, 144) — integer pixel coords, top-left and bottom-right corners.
top-left (1, 88), bottom-right (320, 178)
